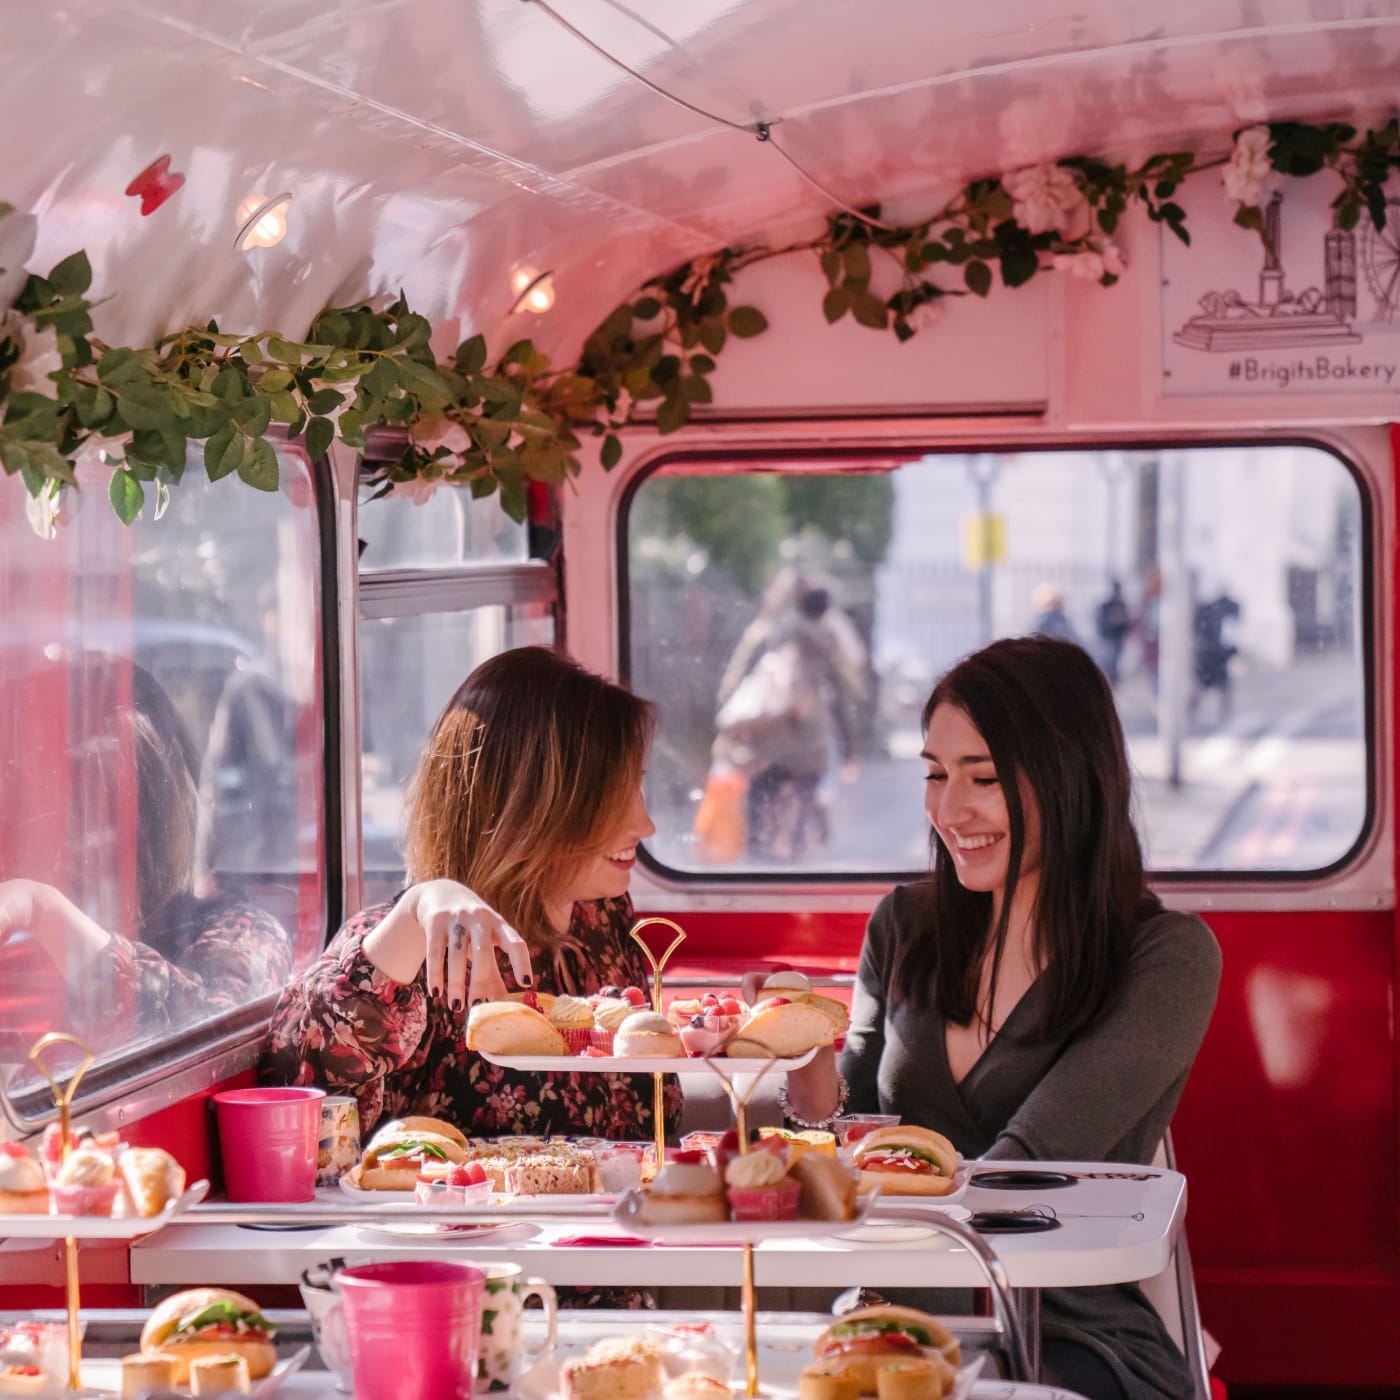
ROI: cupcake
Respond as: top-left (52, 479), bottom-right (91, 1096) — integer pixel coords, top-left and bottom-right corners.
top-left (590, 996), bottom-right (633, 1052)
top-left (665, 997), bottom-right (706, 1028)
top-left (698, 993), bottom-right (745, 1044)
top-left (548, 995), bottom-right (595, 1054)
top-left (724, 1150), bottom-right (799, 1221)
top-left (50, 1147), bottom-right (119, 1217)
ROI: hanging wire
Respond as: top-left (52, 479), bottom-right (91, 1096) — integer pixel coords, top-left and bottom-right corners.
top-left (521, 0), bottom-right (902, 235)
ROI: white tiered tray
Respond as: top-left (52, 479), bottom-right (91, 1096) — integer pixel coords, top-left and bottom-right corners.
top-left (611, 1186), bottom-right (880, 1244)
top-left (479, 1049), bottom-right (817, 1073)
top-left (0, 1179), bottom-right (209, 1237)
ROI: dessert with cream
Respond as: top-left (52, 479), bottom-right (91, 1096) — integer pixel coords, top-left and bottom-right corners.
top-left (724, 1148), bottom-right (799, 1221)
top-left (50, 1146), bottom-right (120, 1216)
top-left (547, 994), bottom-right (596, 1054)
top-left (590, 996), bottom-right (634, 1052)
top-left (0, 1143), bottom-right (48, 1215)
top-left (614, 1011), bottom-right (684, 1058)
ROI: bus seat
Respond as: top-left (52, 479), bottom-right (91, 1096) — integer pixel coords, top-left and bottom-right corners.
top-left (1137, 1134), bottom-right (1219, 1400)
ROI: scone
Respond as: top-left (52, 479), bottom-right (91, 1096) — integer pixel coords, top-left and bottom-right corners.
top-left (466, 1001), bottom-right (568, 1056)
top-left (614, 1011), bottom-right (684, 1058)
top-left (638, 1161), bottom-right (728, 1224)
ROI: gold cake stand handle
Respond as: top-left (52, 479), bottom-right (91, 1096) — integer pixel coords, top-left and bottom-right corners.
top-left (627, 918), bottom-right (687, 1168)
top-left (28, 1032), bottom-right (97, 1394)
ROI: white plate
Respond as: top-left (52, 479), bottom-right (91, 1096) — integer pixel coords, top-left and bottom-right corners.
top-left (0, 1179), bottom-right (209, 1238)
top-left (354, 1220), bottom-right (542, 1244)
top-left (612, 1188), bottom-right (880, 1244)
top-left (256, 1343), bottom-right (311, 1397)
top-left (836, 1202), bottom-right (972, 1242)
top-left (479, 1049), bottom-right (818, 1074)
top-left (336, 1174), bottom-right (615, 1209)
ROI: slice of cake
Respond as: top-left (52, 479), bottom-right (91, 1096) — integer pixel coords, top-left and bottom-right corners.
top-left (561, 1338), bottom-right (665, 1400)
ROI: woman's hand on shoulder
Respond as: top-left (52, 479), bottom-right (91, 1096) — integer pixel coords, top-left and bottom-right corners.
top-left (0, 878), bottom-right (113, 966)
top-left (364, 879), bottom-right (534, 1013)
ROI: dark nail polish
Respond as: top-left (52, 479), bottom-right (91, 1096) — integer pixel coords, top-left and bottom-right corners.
top-left (521, 974), bottom-right (533, 986)
top-left (471, 997), bottom-right (483, 1008)
top-left (451, 999), bottom-right (462, 1013)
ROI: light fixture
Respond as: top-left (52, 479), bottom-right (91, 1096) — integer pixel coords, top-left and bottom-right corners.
top-left (509, 266), bottom-right (556, 314)
top-left (235, 192), bottom-right (293, 251)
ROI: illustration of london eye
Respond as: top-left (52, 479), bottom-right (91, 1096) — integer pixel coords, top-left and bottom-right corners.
top-left (1360, 197), bottom-right (1400, 323)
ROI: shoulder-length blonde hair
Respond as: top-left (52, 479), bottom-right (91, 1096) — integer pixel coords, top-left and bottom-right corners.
top-left (404, 647), bottom-right (654, 943)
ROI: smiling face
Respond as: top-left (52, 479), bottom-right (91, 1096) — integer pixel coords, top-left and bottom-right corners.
top-left (557, 782), bottom-right (657, 912)
top-left (922, 702), bottom-right (1042, 906)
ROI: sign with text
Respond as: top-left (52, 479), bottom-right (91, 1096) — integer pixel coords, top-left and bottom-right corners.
top-left (1160, 171), bottom-right (1400, 396)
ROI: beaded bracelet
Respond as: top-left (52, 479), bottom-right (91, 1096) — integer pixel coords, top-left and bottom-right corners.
top-left (776, 1070), bottom-right (849, 1131)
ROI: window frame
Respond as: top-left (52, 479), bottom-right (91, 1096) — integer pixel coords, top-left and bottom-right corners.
top-left (0, 434), bottom-right (342, 1136)
top-left (611, 425), bottom-right (1388, 913)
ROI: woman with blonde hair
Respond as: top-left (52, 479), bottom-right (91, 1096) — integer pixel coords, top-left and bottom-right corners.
top-left (262, 646), bottom-right (680, 1141)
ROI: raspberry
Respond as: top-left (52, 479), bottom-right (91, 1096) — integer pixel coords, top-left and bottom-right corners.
top-left (671, 1149), bottom-right (706, 1165)
top-left (445, 1164), bottom-right (472, 1187)
top-left (520, 989), bottom-right (540, 1011)
top-left (621, 986), bottom-right (647, 1007)
top-left (701, 992), bottom-right (719, 1005)
top-left (465, 1162), bottom-right (488, 1186)
top-left (766, 996), bottom-right (792, 1007)
top-left (717, 998), bottom-right (743, 1017)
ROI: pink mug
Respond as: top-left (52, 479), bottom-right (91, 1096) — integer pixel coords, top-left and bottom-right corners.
top-left (212, 1086), bottom-right (324, 1202)
top-left (333, 1261), bottom-right (485, 1400)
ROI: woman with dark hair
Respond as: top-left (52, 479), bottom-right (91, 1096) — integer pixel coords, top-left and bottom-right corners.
top-left (0, 656), bottom-right (292, 1037)
top-left (784, 636), bottom-right (1220, 1400)
top-left (263, 646), bottom-right (682, 1143)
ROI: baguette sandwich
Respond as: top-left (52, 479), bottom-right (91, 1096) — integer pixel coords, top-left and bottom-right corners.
top-left (358, 1129), bottom-right (467, 1190)
top-left (850, 1125), bottom-right (959, 1197)
top-left (139, 1288), bottom-right (276, 1384)
top-left (811, 1305), bottom-right (958, 1393)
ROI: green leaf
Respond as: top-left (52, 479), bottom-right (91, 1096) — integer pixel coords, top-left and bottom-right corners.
top-left (964, 260), bottom-right (993, 297)
top-left (727, 306), bottom-right (768, 338)
top-left (258, 369), bottom-right (294, 393)
top-left (600, 433), bottom-right (622, 470)
top-left (633, 296), bottom-right (662, 319)
top-left (822, 288), bottom-right (850, 323)
top-left (698, 321), bottom-right (726, 356)
top-left (396, 357), bottom-right (452, 406)
top-left (850, 292), bottom-right (888, 329)
top-left (499, 478), bottom-right (528, 524)
top-left (267, 336), bottom-right (302, 365)
top-left (689, 354), bottom-right (716, 375)
top-left (656, 394), bottom-right (690, 435)
top-left (305, 415), bottom-right (334, 462)
top-left (456, 333), bottom-right (488, 374)
top-left (306, 387), bottom-right (345, 415)
top-left (108, 468), bottom-right (144, 525)
top-left (269, 390), bottom-right (302, 423)
top-left (238, 435), bottom-right (280, 491)
top-left (235, 394), bottom-right (273, 437)
top-left (117, 383), bottom-right (175, 431)
top-left (843, 244), bottom-right (872, 287)
top-left (238, 338), bottom-right (264, 366)
top-left (819, 248), bottom-right (841, 285)
top-left (97, 348), bottom-right (145, 387)
top-left (46, 251), bottom-right (92, 299)
top-left (203, 426), bottom-right (235, 481)
top-left (680, 375), bottom-right (713, 405)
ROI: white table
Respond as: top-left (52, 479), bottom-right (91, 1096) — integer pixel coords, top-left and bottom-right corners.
top-left (130, 1164), bottom-right (1186, 1292)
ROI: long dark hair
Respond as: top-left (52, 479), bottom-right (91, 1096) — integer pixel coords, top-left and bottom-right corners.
top-left (895, 636), bottom-right (1158, 1040)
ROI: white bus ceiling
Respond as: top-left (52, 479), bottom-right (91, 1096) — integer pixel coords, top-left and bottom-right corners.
top-left (6, 2), bottom-right (1400, 356)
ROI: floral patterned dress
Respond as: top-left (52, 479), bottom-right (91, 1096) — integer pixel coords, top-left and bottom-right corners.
top-left (260, 893), bottom-right (683, 1142)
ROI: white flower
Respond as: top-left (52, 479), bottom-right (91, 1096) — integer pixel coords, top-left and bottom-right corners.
top-left (1052, 238), bottom-right (1126, 283)
top-left (1002, 164), bottom-right (1090, 239)
top-left (1222, 125), bottom-right (1279, 208)
top-left (9, 320), bottom-right (61, 395)
top-left (611, 386), bottom-right (635, 423)
top-left (908, 298), bottom-right (945, 332)
top-left (0, 209), bottom-right (37, 309)
top-left (389, 475), bottom-right (442, 507)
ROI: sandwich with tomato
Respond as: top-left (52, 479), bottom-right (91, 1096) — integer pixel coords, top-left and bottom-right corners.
top-left (849, 1124), bottom-right (958, 1196)
top-left (357, 1128), bottom-right (468, 1189)
top-left (811, 1305), bottom-right (958, 1393)
top-left (139, 1288), bottom-right (276, 1384)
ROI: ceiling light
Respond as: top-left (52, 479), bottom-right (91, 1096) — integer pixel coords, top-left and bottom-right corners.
top-left (235, 192), bottom-right (293, 251)
top-left (510, 267), bottom-right (556, 314)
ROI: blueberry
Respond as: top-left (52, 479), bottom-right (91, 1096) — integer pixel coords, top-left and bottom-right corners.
top-left (600, 984), bottom-right (622, 998)
top-left (689, 1014), bottom-right (707, 1028)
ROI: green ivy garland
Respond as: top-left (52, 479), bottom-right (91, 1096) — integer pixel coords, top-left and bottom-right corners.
top-left (0, 117), bottom-right (1396, 527)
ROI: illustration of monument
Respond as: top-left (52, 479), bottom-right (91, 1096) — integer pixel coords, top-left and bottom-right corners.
top-left (1174, 192), bottom-right (1362, 351)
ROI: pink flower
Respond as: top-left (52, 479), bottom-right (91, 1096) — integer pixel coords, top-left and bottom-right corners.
top-left (1003, 165), bottom-right (1090, 239)
top-left (389, 476), bottom-right (442, 507)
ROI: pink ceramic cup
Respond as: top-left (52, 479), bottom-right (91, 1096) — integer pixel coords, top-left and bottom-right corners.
top-left (213, 1086), bottom-right (325, 1202)
top-left (334, 1260), bottom-right (484, 1400)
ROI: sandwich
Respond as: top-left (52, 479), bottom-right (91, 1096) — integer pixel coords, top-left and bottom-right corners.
top-left (811, 1306), bottom-right (958, 1393)
top-left (358, 1129), bottom-right (468, 1190)
top-left (788, 1153), bottom-right (859, 1221)
top-left (117, 1147), bottom-right (186, 1218)
top-left (139, 1288), bottom-right (277, 1384)
top-left (369, 1115), bottom-right (468, 1151)
top-left (725, 998), bottom-right (835, 1058)
top-left (759, 974), bottom-right (851, 1036)
top-left (850, 1125), bottom-right (959, 1197)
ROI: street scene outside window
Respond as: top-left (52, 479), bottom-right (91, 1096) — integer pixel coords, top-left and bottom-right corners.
top-left (0, 446), bottom-right (326, 1105)
top-left (626, 446), bottom-right (1366, 878)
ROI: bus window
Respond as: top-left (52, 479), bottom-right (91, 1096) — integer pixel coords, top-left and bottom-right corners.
top-left (626, 443), bottom-right (1367, 880)
top-left (357, 484), bottom-right (556, 904)
top-left (0, 444), bottom-right (326, 1108)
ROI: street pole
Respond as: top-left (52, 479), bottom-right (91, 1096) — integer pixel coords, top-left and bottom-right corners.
top-left (1158, 452), bottom-right (1191, 788)
top-left (967, 455), bottom-right (1001, 644)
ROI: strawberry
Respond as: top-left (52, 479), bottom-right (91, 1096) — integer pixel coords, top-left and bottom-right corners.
top-left (520, 988), bottom-right (540, 1011)
top-left (0, 1142), bottom-right (28, 1158)
top-left (766, 996), bottom-right (792, 1007)
top-left (717, 998), bottom-right (743, 1017)
top-left (621, 986), bottom-right (647, 1007)
top-left (670, 1149), bottom-right (706, 1165)
top-left (581, 1046), bottom-right (609, 1057)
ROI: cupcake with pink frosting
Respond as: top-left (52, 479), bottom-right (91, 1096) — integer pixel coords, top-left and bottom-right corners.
top-left (50, 1147), bottom-right (120, 1217)
top-left (723, 1150), bottom-right (799, 1221)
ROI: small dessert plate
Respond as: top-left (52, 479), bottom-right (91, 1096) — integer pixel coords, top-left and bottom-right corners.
top-left (612, 1188), bottom-right (878, 1245)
